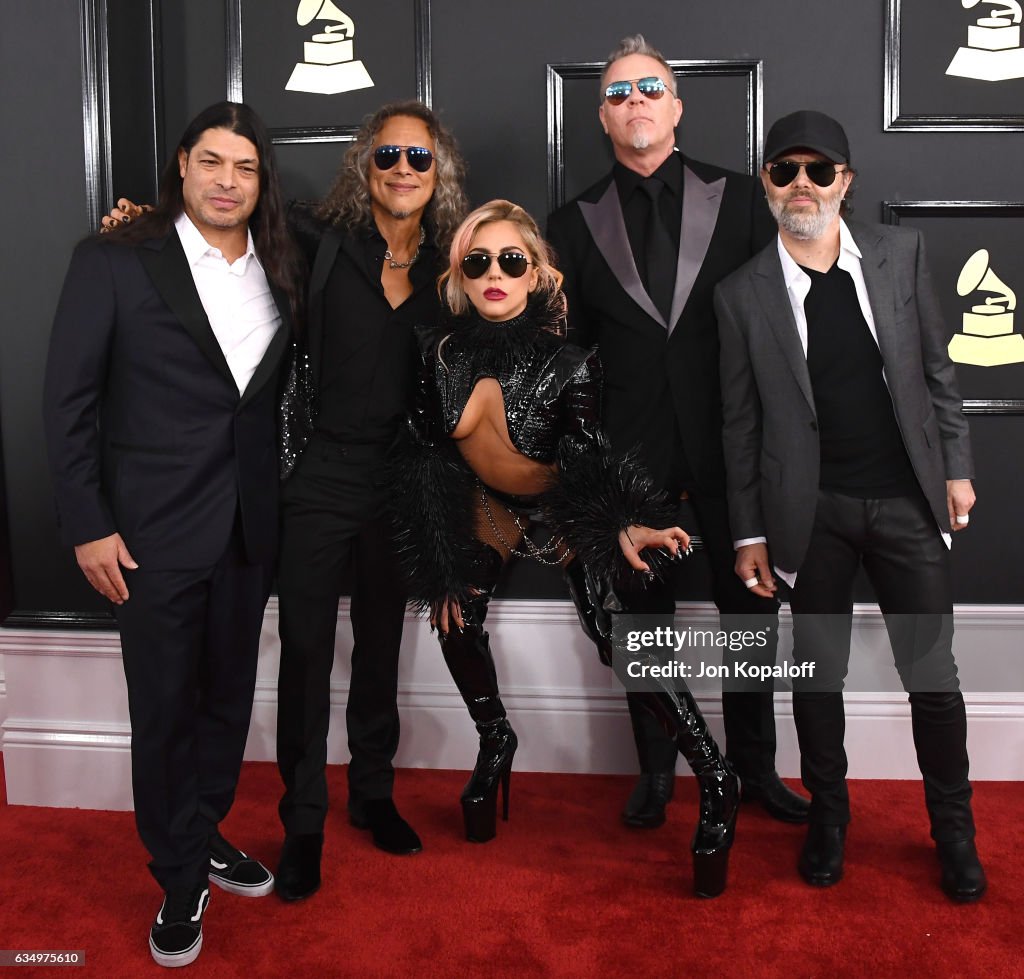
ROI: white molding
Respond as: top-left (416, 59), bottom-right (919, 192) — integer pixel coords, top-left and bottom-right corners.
top-left (2, 600), bottom-right (1022, 809)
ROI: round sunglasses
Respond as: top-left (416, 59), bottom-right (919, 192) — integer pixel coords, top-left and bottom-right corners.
top-left (604, 76), bottom-right (668, 106)
top-left (462, 251), bottom-right (532, 279)
top-left (372, 144), bottom-right (434, 173)
top-left (764, 160), bottom-right (848, 188)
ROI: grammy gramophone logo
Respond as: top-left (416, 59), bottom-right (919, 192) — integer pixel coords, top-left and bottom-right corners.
top-left (948, 249), bottom-right (1024, 366)
top-left (286, 0), bottom-right (374, 95)
top-left (946, 0), bottom-right (1024, 81)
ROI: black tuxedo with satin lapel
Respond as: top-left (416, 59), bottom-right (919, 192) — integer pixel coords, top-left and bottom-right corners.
top-left (548, 154), bottom-right (776, 494)
top-left (44, 228), bottom-right (290, 891)
top-left (548, 154), bottom-right (785, 783)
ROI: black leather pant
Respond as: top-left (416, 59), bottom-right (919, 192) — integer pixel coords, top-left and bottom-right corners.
top-left (788, 490), bottom-right (974, 841)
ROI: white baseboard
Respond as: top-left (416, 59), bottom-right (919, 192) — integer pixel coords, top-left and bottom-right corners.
top-left (2, 601), bottom-right (1022, 810)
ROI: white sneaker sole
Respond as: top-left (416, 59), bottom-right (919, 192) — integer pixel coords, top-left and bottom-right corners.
top-left (149, 932), bottom-right (202, 968)
top-left (208, 871), bottom-right (275, 897)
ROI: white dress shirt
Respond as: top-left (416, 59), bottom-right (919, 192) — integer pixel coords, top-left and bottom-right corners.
top-left (734, 219), bottom-right (950, 589)
top-left (174, 211), bottom-right (281, 395)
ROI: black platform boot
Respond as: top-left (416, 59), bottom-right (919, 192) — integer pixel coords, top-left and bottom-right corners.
top-left (438, 551), bottom-right (517, 843)
top-left (564, 560), bottom-right (738, 897)
top-left (638, 686), bottom-right (740, 898)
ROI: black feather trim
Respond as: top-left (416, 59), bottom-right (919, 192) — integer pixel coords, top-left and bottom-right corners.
top-left (387, 423), bottom-right (490, 614)
top-left (541, 435), bottom-right (678, 587)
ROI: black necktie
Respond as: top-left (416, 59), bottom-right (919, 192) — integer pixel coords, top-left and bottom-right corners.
top-left (641, 177), bottom-right (676, 324)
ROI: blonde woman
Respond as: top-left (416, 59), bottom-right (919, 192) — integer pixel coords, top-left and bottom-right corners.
top-left (391, 200), bottom-right (739, 898)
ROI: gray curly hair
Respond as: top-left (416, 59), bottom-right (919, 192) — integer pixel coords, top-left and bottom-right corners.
top-left (316, 101), bottom-right (468, 249)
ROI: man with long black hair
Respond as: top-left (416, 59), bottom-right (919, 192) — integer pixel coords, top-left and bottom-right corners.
top-left (44, 101), bottom-right (302, 967)
top-left (99, 101), bottom-right (470, 902)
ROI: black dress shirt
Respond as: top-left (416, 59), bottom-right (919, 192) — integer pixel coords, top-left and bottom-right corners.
top-left (316, 225), bottom-right (441, 444)
top-left (613, 151), bottom-right (693, 492)
top-left (613, 150), bottom-right (684, 291)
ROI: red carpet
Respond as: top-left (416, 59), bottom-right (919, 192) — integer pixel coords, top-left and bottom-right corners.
top-left (0, 760), bottom-right (1020, 978)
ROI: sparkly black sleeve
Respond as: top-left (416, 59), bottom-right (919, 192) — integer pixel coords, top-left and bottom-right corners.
top-left (387, 342), bottom-right (491, 614)
top-left (542, 350), bottom-right (677, 584)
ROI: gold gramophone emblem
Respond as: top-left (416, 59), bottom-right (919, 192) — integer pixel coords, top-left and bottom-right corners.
top-left (946, 0), bottom-right (1024, 81)
top-left (286, 0), bottom-right (374, 95)
top-left (948, 249), bottom-right (1024, 366)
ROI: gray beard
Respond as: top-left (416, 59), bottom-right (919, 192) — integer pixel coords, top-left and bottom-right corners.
top-left (768, 191), bottom-right (841, 241)
top-left (631, 128), bottom-right (650, 150)
top-left (389, 208), bottom-right (412, 220)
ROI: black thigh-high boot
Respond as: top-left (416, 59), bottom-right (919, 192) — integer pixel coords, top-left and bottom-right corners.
top-left (563, 560), bottom-right (738, 897)
top-left (633, 685), bottom-right (739, 898)
top-left (437, 549), bottom-right (516, 843)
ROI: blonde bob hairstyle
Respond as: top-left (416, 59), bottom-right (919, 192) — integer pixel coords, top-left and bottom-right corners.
top-left (439, 199), bottom-right (563, 317)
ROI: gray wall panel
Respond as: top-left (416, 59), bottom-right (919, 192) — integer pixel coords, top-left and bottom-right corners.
top-left (3, 0), bottom-right (1023, 618)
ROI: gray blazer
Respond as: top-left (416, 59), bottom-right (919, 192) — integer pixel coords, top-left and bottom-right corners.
top-left (714, 220), bottom-right (973, 575)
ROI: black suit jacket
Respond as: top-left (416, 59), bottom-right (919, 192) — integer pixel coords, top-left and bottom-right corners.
top-left (43, 230), bottom-right (291, 570)
top-left (286, 202), bottom-right (442, 442)
top-left (547, 154), bottom-right (775, 494)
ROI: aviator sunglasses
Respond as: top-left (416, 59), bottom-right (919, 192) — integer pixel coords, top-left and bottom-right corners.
top-left (462, 251), bottom-right (532, 279)
top-left (604, 76), bottom-right (668, 105)
top-left (372, 144), bottom-right (434, 173)
top-left (764, 160), bottom-right (847, 188)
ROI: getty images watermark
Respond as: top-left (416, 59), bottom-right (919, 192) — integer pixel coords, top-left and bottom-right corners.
top-left (621, 625), bottom-right (815, 682)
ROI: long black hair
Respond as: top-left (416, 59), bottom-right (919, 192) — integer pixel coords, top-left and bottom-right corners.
top-left (106, 101), bottom-right (304, 322)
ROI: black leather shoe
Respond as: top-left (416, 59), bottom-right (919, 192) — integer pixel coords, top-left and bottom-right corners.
top-left (936, 839), bottom-right (987, 902)
top-left (350, 799), bottom-right (423, 855)
top-left (276, 832), bottom-right (323, 902)
top-left (798, 823), bottom-right (846, 887)
top-left (621, 771), bottom-right (675, 829)
top-left (741, 770), bottom-right (811, 824)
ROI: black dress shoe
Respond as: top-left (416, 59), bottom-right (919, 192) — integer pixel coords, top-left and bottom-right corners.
top-left (936, 839), bottom-right (987, 902)
top-left (276, 833), bottom-right (323, 902)
top-left (741, 770), bottom-right (810, 824)
top-left (349, 799), bottom-right (423, 855)
top-left (798, 823), bottom-right (846, 887)
top-left (621, 771), bottom-right (675, 829)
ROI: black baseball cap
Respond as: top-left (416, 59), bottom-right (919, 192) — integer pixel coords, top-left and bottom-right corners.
top-left (763, 110), bottom-right (850, 165)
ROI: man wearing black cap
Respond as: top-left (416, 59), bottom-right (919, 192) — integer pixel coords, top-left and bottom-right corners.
top-left (547, 33), bottom-right (809, 833)
top-left (714, 109), bottom-right (985, 900)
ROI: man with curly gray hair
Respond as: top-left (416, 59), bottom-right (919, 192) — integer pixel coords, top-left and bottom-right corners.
top-left (275, 101), bottom-right (468, 900)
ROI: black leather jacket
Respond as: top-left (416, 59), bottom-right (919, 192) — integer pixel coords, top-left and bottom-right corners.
top-left (389, 302), bottom-right (673, 611)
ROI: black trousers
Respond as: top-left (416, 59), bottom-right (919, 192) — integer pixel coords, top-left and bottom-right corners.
top-left (276, 436), bottom-right (408, 835)
top-left (788, 489), bottom-right (974, 841)
top-left (625, 492), bottom-right (781, 778)
top-left (117, 521), bottom-right (272, 891)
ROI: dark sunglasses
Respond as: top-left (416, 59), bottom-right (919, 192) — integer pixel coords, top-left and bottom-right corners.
top-left (604, 76), bottom-right (668, 105)
top-left (372, 144), bottom-right (434, 173)
top-left (765, 160), bottom-right (847, 188)
top-left (462, 251), bottom-right (531, 279)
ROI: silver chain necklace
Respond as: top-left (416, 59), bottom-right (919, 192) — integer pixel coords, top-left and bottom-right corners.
top-left (384, 226), bottom-right (426, 270)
